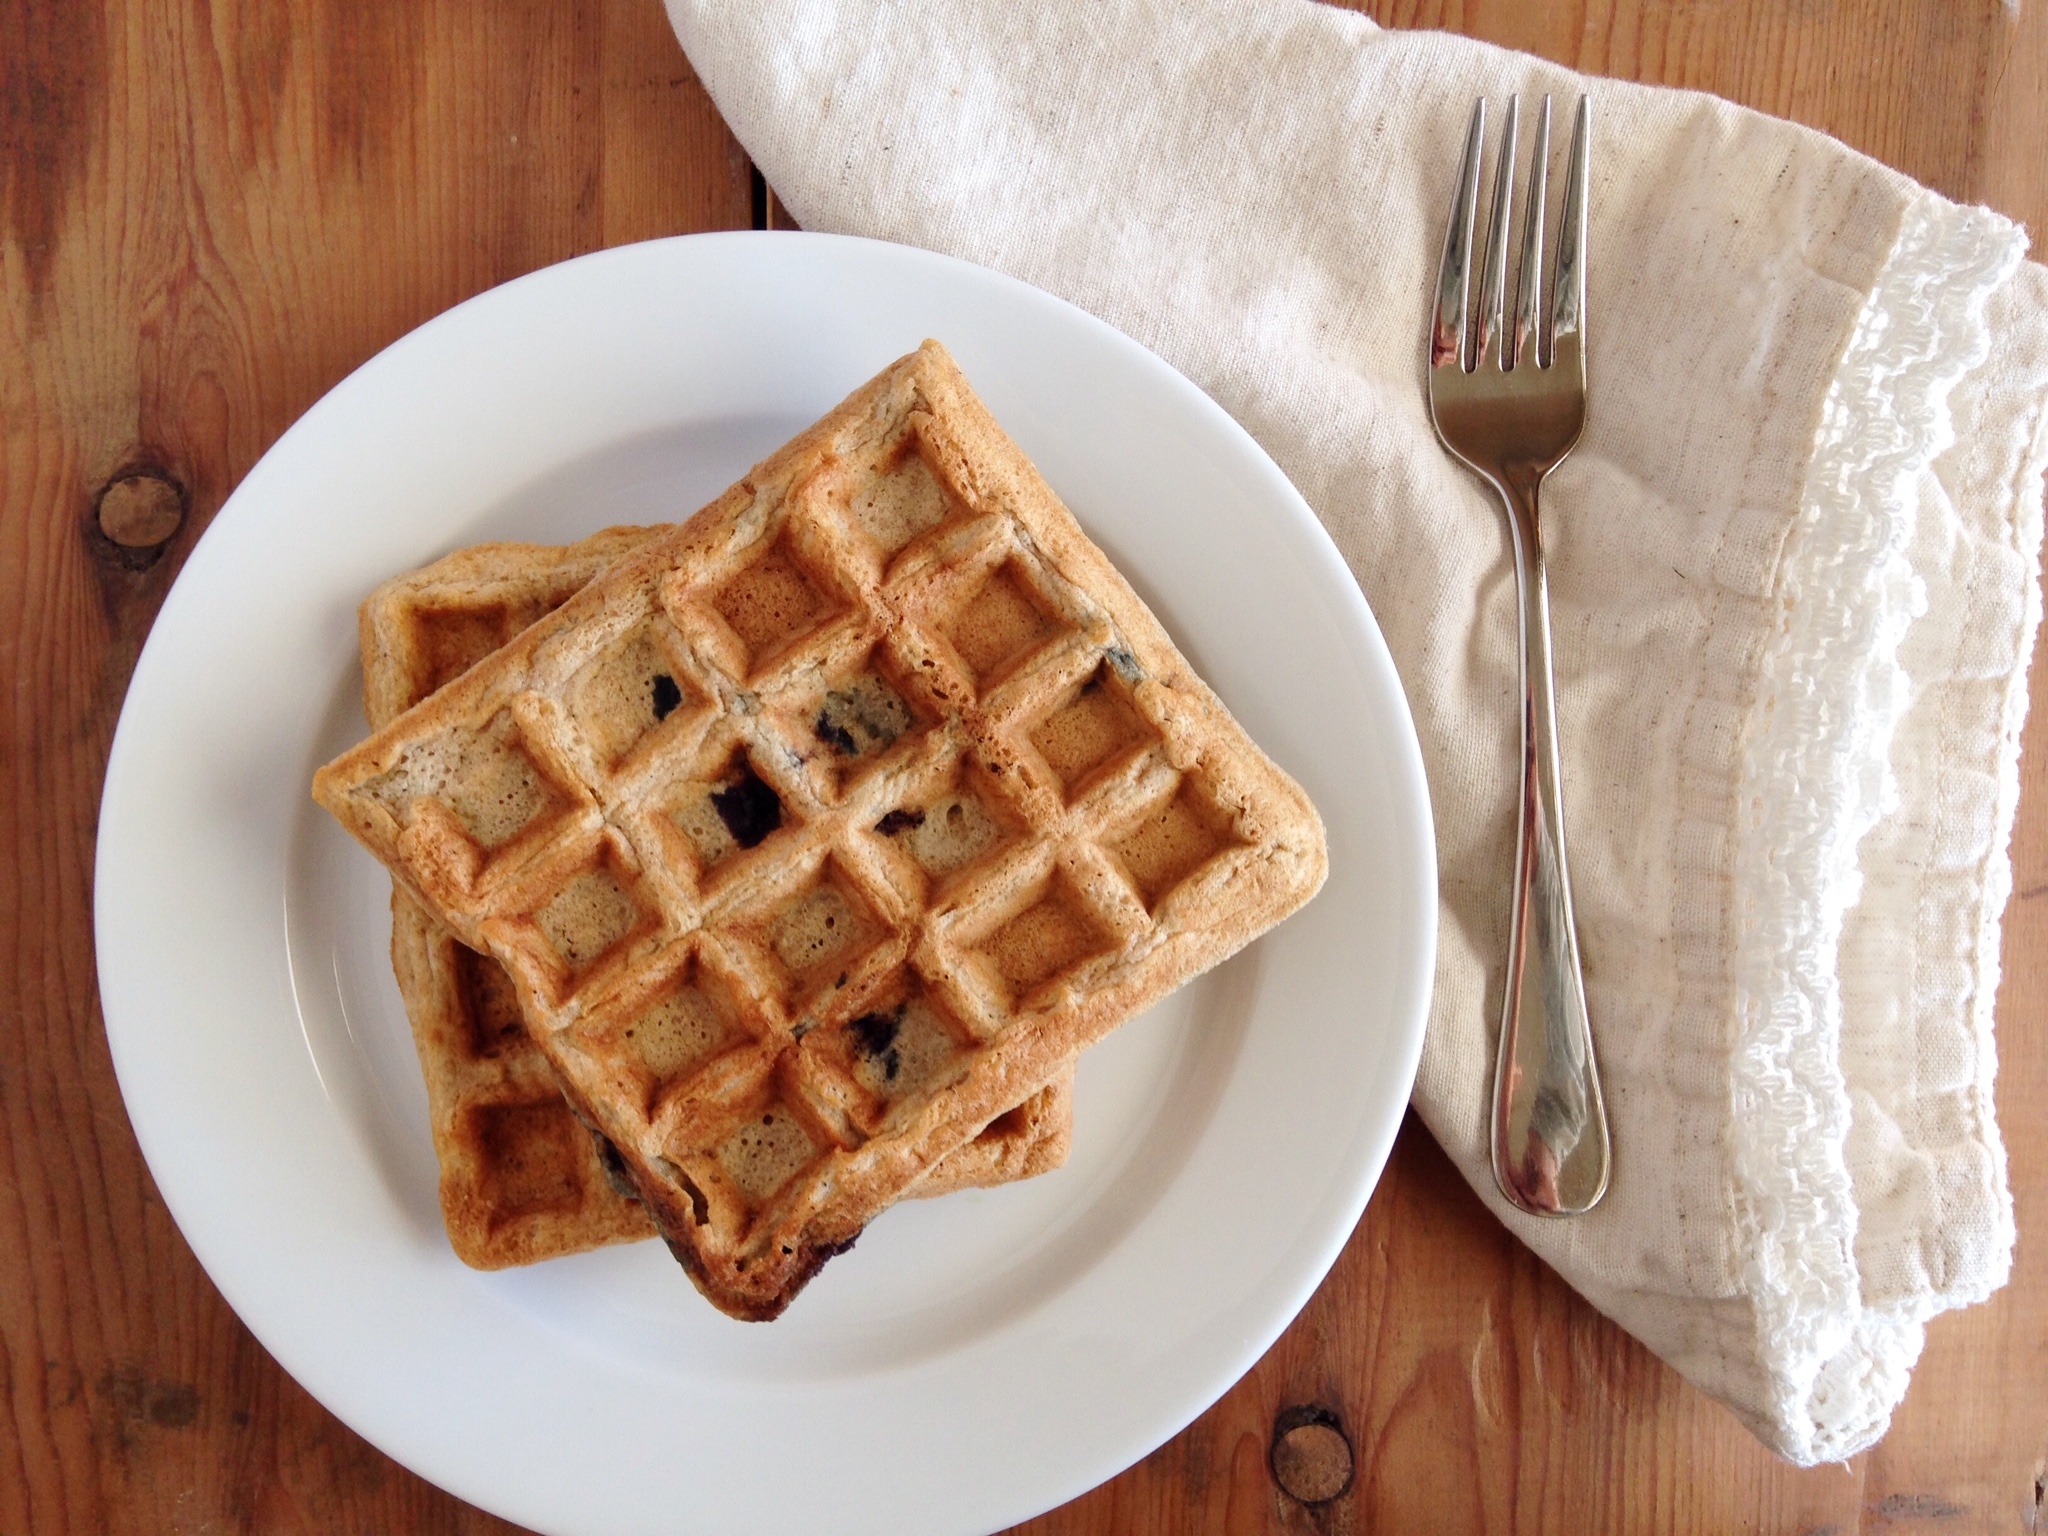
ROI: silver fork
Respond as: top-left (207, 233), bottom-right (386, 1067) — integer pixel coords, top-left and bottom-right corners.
top-left (1427, 95), bottom-right (1610, 1216)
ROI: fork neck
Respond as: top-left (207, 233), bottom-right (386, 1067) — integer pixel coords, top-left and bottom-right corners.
top-left (1488, 462), bottom-right (1548, 544)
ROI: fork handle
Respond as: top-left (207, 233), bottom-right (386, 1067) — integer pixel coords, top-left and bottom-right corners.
top-left (1491, 474), bottom-right (1610, 1216)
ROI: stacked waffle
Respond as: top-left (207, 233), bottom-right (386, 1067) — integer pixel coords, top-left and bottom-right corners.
top-left (365, 528), bottom-right (1076, 1271)
top-left (316, 341), bottom-right (1326, 1318)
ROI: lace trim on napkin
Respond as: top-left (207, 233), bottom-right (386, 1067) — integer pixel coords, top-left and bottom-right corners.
top-left (1729, 187), bottom-right (2023, 1464)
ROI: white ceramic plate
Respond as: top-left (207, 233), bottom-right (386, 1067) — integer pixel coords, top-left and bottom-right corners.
top-left (96, 233), bottom-right (1434, 1536)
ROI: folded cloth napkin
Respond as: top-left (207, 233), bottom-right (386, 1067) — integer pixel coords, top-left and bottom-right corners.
top-left (665, 0), bottom-right (2048, 1463)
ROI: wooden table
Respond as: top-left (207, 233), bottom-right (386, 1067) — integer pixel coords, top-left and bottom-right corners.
top-left (5, 2), bottom-right (2044, 1531)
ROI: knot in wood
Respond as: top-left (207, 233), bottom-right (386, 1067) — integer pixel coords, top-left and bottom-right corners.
top-left (1269, 1404), bottom-right (1354, 1505)
top-left (96, 470), bottom-right (185, 550)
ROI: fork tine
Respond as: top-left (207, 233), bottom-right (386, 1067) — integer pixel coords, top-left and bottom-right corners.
top-left (1552, 96), bottom-right (1590, 351)
top-left (1513, 96), bottom-right (1550, 370)
top-left (1432, 99), bottom-right (1486, 370)
top-left (1479, 96), bottom-right (1518, 371)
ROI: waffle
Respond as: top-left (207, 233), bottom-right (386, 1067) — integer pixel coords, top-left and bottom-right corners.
top-left (316, 340), bottom-right (1328, 1318)
top-left (364, 529), bottom-right (1073, 1269)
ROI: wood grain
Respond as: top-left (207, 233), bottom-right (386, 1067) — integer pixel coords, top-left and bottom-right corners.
top-left (2, 1), bottom-right (2043, 1533)
top-left (0, 3), bottom-right (744, 1533)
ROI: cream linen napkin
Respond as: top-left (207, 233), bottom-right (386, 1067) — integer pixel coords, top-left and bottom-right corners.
top-left (664, 0), bottom-right (2048, 1463)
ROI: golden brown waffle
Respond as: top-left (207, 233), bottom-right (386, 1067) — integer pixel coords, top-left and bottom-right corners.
top-left (317, 341), bottom-right (1328, 1318)
top-left (364, 529), bottom-right (1073, 1269)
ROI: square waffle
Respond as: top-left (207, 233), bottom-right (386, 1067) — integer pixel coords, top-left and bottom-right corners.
top-left (364, 528), bottom-right (1073, 1268)
top-left (316, 341), bottom-right (1328, 1318)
